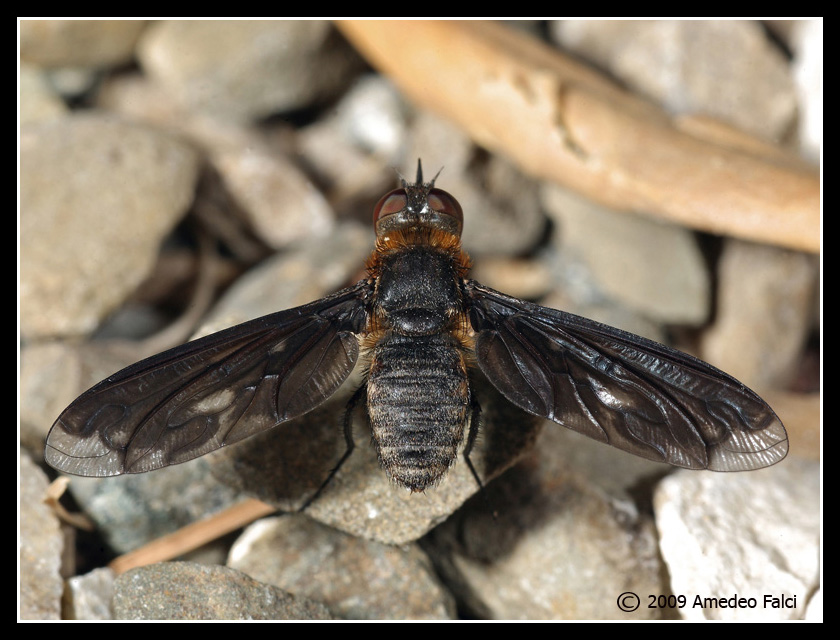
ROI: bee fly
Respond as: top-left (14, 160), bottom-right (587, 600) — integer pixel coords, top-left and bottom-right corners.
top-left (45, 161), bottom-right (789, 496)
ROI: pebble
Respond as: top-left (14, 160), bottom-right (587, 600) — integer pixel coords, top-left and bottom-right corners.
top-left (137, 20), bottom-right (362, 122)
top-left (700, 238), bottom-right (818, 390)
top-left (19, 451), bottom-right (64, 620)
top-left (20, 113), bottom-right (200, 338)
top-left (542, 183), bottom-right (710, 325)
top-left (113, 561), bottom-right (333, 620)
top-left (551, 20), bottom-right (797, 142)
top-left (654, 458), bottom-right (820, 620)
top-left (228, 515), bottom-right (456, 619)
top-left (425, 424), bottom-right (668, 619)
top-left (20, 20), bottom-right (147, 68)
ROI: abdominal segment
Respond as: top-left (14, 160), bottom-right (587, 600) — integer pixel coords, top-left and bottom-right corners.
top-left (366, 333), bottom-right (470, 491)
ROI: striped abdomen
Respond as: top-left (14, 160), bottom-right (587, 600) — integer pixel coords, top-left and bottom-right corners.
top-left (367, 333), bottom-right (469, 491)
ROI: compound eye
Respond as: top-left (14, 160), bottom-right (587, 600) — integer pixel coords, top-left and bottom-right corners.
top-left (373, 189), bottom-right (407, 225)
top-left (427, 188), bottom-right (463, 225)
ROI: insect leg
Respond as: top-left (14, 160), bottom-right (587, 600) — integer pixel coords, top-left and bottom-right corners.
top-left (463, 392), bottom-right (485, 491)
top-left (464, 392), bottom-right (500, 518)
top-left (301, 383), bottom-right (367, 510)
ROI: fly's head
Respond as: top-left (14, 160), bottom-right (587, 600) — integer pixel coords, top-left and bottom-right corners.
top-left (373, 160), bottom-right (463, 240)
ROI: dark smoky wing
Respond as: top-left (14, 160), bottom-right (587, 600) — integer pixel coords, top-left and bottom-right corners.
top-left (466, 282), bottom-right (788, 471)
top-left (45, 283), bottom-right (370, 477)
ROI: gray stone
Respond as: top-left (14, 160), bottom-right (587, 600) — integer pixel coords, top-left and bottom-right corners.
top-left (20, 113), bottom-right (200, 338)
top-left (113, 561), bottom-right (333, 620)
top-left (542, 183), bottom-right (710, 325)
top-left (551, 20), bottom-right (796, 141)
top-left (137, 20), bottom-right (361, 122)
top-left (228, 514), bottom-right (455, 619)
top-left (65, 459), bottom-right (241, 555)
top-left (20, 19), bottom-right (147, 68)
top-left (428, 424), bottom-right (667, 620)
top-left (700, 238), bottom-right (817, 390)
top-left (791, 20), bottom-right (822, 162)
top-left (654, 458), bottom-right (819, 620)
top-left (19, 450), bottom-right (64, 620)
top-left (208, 131), bottom-right (336, 250)
top-left (65, 567), bottom-right (116, 620)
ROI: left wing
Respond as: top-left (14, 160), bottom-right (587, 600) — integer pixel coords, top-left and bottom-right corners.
top-left (465, 282), bottom-right (788, 471)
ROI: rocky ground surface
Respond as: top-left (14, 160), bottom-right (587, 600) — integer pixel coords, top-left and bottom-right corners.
top-left (20, 19), bottom-right (820, 620)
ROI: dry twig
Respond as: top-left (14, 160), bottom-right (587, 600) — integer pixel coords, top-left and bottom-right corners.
top-left (108, 498), bottom-right (276, 575)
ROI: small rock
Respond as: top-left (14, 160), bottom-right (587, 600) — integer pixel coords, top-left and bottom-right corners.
top-left (137, 20), bottom-right (362, 122)
top-left (542, 183), bottom-right (710, 325)
top-left (19, 64), bottom-right (67, 125)
top-left (701, 238), bottom-right (817, 390)
top-left (296, 74), bottom-right (412, 213)
top-left (20, 113), bottom-right (200, 338)
top-left (65, 567), bottom-right (116, 620)
top-left (65, 459), bottom-right (242, 556)
top-left (209, 135), bottom-right (336, 250)
top-left (654, 458), bottom-right (819, 620)
top-left (326, 74), bottom-right (410, 161)
top-left (791, 19), bottom-right (822, 162)
top-left (19, 450), bottom-right (64, 620)
top-left (20, 19), bottom-right (147, 69)
top-left (551, 20), bottom-right (796, 142)
top-left (228, 514), bottom-right (455, 619)
top-left (428, 424), bottom-right (667, 620)
top-left (113, 561), bottom-right (333, 620)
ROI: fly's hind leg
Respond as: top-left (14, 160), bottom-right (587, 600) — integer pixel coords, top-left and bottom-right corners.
top-left (464, 392), bottom-right (499, 518)
top-left (300, 383), bottom-right (367, 511)
top-left (463, 392), bottom-right (484, 492)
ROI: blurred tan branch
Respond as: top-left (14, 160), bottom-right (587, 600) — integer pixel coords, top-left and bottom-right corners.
top-left (337, 20), bottom-right (819, 253)
top-left (108, 498), bottom-right (276, 575)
